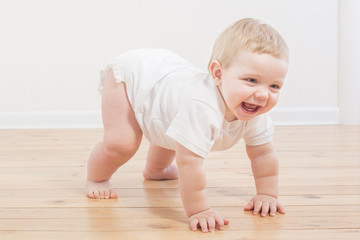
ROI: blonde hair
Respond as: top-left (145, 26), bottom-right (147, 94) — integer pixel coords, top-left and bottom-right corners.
top-left (208, 18), bottom-right (289, 71)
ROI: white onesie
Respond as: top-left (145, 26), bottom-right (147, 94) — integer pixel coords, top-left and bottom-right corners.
top-left (99, 49), bottom-right (274, 158)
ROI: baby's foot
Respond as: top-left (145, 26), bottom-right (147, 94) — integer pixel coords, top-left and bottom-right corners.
top-left (143, 163), bottom-right (178, 180)
top-left (86, 180), bottom-right (118, 199)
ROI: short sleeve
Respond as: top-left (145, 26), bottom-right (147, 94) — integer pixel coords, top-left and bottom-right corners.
top-left (165, 100), bottom-right (221, 158)
top-left (242, 113), bottom-right (274, 146)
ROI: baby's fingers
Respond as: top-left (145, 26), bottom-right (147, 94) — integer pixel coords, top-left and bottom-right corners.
top-left (277, 202), bottom-right (286, 214)
top-left (199, 218), bottom-right (209, 232)
top-left (269, 202), bottom-right (277, 216)
top-left (244, 199), bottom-right (254, 211)
top-left (253, 201), bottom-right (263, 215)
top-left (190, 219), bottom-right (199, 231)
top-left (190, 217), bottom-right (228, 232)
top-left (213, 215), bottom-right (226, 230)
top-left (261, 202), bottom-right (270, 217)
top-left (207, 217), bottom-right (216, 232)
top-left (270, 202), bottom-right (286, 216)
top-left (190, 217), bottom-right (211, 232)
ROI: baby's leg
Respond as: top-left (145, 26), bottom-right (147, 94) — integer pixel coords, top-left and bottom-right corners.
top-left (142, 144), bottom-right (178, 180)
top-left (87, 69), bottom-right (142, 199)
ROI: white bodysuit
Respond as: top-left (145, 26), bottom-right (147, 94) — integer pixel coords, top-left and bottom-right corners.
top-left (99, 49), bottom-right (274, 158)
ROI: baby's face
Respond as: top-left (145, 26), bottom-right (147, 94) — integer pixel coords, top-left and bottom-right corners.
top-left (214, 50), bottom-right (288, 121)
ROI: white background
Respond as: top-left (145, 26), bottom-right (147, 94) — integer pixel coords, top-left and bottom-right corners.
top-left (0, 0), bottom-right (359, 128)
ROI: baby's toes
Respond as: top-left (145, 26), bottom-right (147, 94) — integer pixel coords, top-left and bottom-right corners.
top-left (103, 188), bottom-right (111, 199)
top-left (93, 190), bottom-right (101, 199)
top-left (87, 190), bottom-right (95, 199)
top-left (99, 190), bottom-right (106, 199)
top-left (109, 190), bottom-right (118, 199)
top-left (87, 190), bottom-right (100, 199)
top-left (86, 180), bottom-right (117, 199)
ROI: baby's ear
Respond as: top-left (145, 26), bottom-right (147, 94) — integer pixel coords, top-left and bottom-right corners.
top-left (210, 60), bottom-right (222, 85)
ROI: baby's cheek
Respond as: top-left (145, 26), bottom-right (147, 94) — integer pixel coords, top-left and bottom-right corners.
top-left (272, 96), bottom-right (280, 106)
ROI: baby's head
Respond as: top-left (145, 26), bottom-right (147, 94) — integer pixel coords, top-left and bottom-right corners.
top-left (208, 18), bottom-right (289, 71)
top-left (209, 18), bottom-right (289, 121)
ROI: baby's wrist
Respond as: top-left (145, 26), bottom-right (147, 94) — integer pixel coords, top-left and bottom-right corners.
top-left (256, 192), bottom-right (279, 199)
top-left (188, 207), bottom-right (211, 218)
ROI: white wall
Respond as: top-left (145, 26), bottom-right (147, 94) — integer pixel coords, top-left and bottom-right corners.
top-left (338, 0), bottom-right (360, 124)
top-left (0, 0), bottom-right (347, 128)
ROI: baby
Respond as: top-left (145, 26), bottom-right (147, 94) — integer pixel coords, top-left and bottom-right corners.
top-left (86, 18), bottom-right (289, 233)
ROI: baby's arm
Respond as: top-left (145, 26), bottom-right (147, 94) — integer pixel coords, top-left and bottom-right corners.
top-left (244, 141), bottom-right (286, 216)
top-left (175, 143), bottom-right (229, 232)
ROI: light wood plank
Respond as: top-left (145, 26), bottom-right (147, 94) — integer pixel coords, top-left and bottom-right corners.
top-left (1, 215), bottom-right (360, 231)
top-left (1, 184), bottom-right (359, 197)
top-left (1, 206), bottom-right (359, 219)
top-left (0, 230), bottom-right (359, 240)
top-left (0, 195), bottom-right (359, 208)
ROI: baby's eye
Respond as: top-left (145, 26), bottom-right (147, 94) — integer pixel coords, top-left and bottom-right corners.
top-left (270, 84), bottom-right (281, 90)
top-left (246, 78), bottom-right (257, 84)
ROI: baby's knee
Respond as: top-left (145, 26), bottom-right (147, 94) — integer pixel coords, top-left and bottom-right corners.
top-left (103, 135), bottom-right (139, 159)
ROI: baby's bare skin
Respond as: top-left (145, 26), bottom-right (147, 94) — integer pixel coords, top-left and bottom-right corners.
top-left (86, 72), bottom-right (178, 199)
top-left (86, 180), bottom-right (118, 199)
top-left (87, 163), bottom-right (178, 199)
top-left (142, 162), bottom-right (178, 180)
top-left (87, 166), bottom-right (178, 199)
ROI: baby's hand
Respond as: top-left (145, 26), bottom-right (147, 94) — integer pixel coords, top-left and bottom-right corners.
top-left (244, 195), bottom-right (286, 217)
top-left (189, 208), bottom-right (229, 232)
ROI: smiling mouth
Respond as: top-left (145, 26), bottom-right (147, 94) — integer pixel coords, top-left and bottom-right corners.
top-left (241, 102), bottom-right (261, 114)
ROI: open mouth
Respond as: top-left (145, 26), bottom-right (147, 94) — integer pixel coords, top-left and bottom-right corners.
top-left (241, 102), bottom-right (261, 114)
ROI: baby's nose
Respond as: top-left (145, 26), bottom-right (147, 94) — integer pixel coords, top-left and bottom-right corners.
top-left (255, 89), bottom-right (269, 100)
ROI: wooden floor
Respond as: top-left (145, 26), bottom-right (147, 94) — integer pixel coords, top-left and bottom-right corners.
top-left (0, 126), bottom-right (359, 240)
